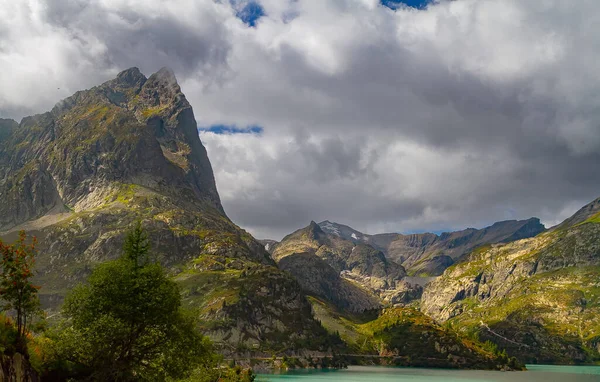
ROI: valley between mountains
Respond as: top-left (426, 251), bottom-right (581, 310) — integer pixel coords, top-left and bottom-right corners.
top-left (1, 68), bottom-right (598, 372)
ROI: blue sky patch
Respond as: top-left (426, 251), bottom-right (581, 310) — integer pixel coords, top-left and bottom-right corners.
top-left (198, 124), bottom-right (264, 135)
top-left (381, 0), bottom-right (431, 10)
top-left (235, 1), bottom-right (265, 27)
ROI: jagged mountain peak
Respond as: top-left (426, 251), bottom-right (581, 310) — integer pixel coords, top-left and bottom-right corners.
top-left (318, 220), bottom-right (367, 242)
top-left (0, 67), bottom-right (223, 231)
top-left (272, 220), bottom-right (409, 310)
top-left (154, 66), bottom-right (177, 81)
top-left (307, 220), bottom-right (324, 238)
top-left (140, 67), bottom-right (184, 107)
top-left (115, 67), bottom-right (147, 88)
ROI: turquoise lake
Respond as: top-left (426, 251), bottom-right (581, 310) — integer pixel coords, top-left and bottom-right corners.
top-left (256, 365), bottom-right (600, 381)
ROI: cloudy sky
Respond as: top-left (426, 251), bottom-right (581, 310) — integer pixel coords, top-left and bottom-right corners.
top-left (2, 0), bottom-right (600, 239)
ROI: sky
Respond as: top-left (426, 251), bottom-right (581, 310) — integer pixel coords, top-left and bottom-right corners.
top-left (1, 0), bottom-right (600, 240)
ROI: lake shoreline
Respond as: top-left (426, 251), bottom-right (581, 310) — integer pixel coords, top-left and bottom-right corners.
top-left (228, 353), bottom-right (525, 373)
top-left (256, 364), bottom-right (600, 381)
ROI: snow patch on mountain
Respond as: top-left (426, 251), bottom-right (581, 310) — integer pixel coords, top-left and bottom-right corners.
top-left (320, 221), bottom-right (341, 236)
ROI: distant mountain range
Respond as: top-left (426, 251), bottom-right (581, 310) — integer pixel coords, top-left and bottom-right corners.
top-left (264, 216), bottom-right (547, 314)
top-left (265, 218), bottom-right (545, 276)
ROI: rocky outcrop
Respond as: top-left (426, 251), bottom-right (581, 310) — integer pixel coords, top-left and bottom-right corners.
top-left (0, 161), bottom-right (64, 231)
top-left (318, 219), bottom-right (546, 276)
top-left (421, 198), bottom-right (600, 363)
top-left (179, 262), bottom-right (337, 353)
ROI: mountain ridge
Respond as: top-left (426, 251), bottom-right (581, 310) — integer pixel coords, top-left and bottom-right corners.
top-left (313, 218), bottom-right (545, 276)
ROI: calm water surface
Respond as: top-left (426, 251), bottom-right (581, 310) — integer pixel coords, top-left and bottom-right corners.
top-left (256, 365), bottom-right (600, 382)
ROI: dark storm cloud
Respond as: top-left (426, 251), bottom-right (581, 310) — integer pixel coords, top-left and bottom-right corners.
top-left (191, 0), bottom-right (600, 238)
top-left (201, 129), bottom-right (430, 238)
top-left (2, 0), bottom-right (600, 239)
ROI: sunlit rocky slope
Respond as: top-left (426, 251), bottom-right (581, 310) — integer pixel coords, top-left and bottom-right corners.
top-left (421, 198), bottom-right (600, 364)
top-left (269, 209), bottom-right (598, 366)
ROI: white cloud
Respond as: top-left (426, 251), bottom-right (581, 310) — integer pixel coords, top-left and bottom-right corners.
top-left (2, 0), bottom-right (600, 239)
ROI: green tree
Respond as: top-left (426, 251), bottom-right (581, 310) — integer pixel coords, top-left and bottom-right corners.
top-left (122, 221), bottom-right (150, 267)
top-left (0, 231), bottom-right (40, 353)
top-left (57, 223), bottom-right (214, 381)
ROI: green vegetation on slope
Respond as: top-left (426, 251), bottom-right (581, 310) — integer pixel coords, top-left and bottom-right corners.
top-left (48, 224), bottom-right (214, 381)
top-left (0, 227), bottom-right (256, 381)
top-left (422, 209), bottom-right (600, 364)
top-left (308, 297), bottom-right (523, 370)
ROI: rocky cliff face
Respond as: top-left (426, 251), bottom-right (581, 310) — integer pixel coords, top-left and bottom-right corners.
top-left (318, 219), bottom-right (545, 276)
top-left (272, 221), bottom-right (411, 310)
top-left (278, 252), bottom-right (381, 312)
top-left (0, 68), bottom-right (333, 355)
top-left (0, 67), bottom-right (222, 230)
top-left (421, 199), bottom-right (600, 363)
